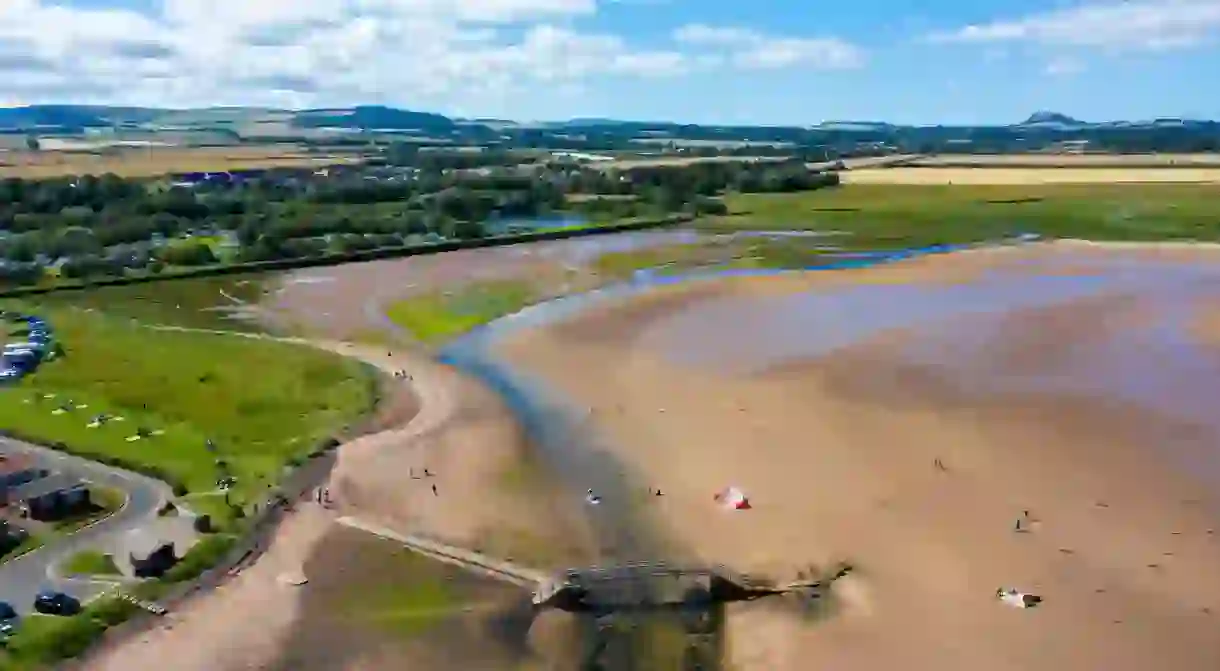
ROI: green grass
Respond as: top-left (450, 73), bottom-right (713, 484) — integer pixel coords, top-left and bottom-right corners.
top-left (28, 273), bottom-right (270, 332)
top-left (335, 548), bottom-right (458, 636)
top-left (61, 550), bottom-right (120, 576)
top-left (384, 280), bottom-right (537, 345)
top-left (0, 306), bottom-right (374, 509)
top-left (0, 597), bottom-right (140, 670)
top-left (706, 184), bottom-right (1220, 249)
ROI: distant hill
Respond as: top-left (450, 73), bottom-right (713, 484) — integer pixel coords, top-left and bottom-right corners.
top-left (290, 105), bottom-right (456, 132)
top-left (1021, 111), bottom-right (1084, 126)
top-left (0, 105), bottom-right (163, 129)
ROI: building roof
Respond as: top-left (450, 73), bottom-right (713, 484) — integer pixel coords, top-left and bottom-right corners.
top-left (7, 472), bottom-right (85, 502)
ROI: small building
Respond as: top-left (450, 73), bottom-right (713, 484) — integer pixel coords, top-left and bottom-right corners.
top-left (125, 530), bottom-right (178, 578)
top-left (0, 454), bottom-right (44, 498)
top-left (7, 473), bottom-right (90, 521)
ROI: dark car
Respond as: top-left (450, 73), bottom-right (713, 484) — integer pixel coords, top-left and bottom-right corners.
top-left (0, 601), bottom-right (17, 621)
top-left (33, 592), bottom-right (80, 616)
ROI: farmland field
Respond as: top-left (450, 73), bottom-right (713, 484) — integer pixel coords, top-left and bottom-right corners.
top-left (0, 145), bottom-right (363, 179)
top-left (705, 183), bottom-right (1220, 248)
top-left (842, 166), bottom-right (1220, 184)
top-left (904, 153), bottom-right (1220, 168)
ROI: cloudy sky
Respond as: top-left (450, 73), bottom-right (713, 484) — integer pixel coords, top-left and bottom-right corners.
top-left (1, 0), bottom-right (1217, 124)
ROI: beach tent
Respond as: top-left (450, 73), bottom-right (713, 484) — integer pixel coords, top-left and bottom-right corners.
top-left (715, 486), bottom-right (751, 510)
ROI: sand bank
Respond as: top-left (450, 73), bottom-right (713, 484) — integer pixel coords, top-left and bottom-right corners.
top-left (496, 243), bottom-right (1220, 671)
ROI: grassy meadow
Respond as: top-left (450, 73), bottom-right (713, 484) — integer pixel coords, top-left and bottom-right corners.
top-left (31, 273), bottom-right (271, 332)
top-left (707, 183), bottom-right (1220, 249)
top-left (0, 305), bottom-right (374, 515)
top-left (385, 280), bottom-right (539, 345)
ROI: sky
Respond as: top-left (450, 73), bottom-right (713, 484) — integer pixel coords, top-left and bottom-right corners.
top-left (0, 0), bottom-right (1218, 125)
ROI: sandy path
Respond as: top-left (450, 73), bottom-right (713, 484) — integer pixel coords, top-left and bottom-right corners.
top-left (497, 248), bottom-right (1220, 671)
top-left (82, 341), bottom-right (589, 671)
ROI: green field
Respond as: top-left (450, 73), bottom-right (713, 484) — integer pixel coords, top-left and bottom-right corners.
top-left (0, 307), bottom-right (374, 514)
top-left (30, 274), bottom-right (270, 332)
top-left (707, 184), bottom-right (1220, 248)
top-left (384, 280), bottom-right (537, 345)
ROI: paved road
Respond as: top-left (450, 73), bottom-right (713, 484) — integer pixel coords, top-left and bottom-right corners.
top-left (0, 437), bottom-right (170, 612)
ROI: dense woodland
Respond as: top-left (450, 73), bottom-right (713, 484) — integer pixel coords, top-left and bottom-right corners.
top-left (0, 158), bottom-right (836, 285)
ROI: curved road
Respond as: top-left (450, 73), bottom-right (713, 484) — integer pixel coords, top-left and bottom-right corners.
top-left (0, 436), bottom-right (169, 611)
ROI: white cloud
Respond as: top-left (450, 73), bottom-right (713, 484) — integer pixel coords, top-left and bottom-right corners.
top-left (673, 23), bottom-right (865, 69)
top-left (1045, 56), bottom-right (1086, 76)
top-left (0, 1), bottom-right (861, 113)
top-left (926, 0), bottom-right (1220, 51)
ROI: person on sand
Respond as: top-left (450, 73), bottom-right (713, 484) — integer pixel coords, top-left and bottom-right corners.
top-left (432, 483), bottom-right (438, 496)
top-left (1014, 510), bottom-right (1032, 533)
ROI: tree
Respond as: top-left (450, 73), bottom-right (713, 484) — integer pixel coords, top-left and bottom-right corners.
top-left (158, 241), bottom-right (218, 266)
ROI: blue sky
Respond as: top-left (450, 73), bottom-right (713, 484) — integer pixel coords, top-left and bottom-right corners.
top-left (2, 0), bottom-right (1218, 124)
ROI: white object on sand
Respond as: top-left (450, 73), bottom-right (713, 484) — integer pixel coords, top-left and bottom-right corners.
top-left (585, 488), bottom-right (602, 505)
top-left (277, 573), bottom-right (308, 587)
top-left (715, 486), bottom-right (752, 510)
top-left (997, 588), bottom-right (1041, 609)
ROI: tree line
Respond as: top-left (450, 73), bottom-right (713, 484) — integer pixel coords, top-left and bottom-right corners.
top-left (0, 158), bottom-right (838, 285)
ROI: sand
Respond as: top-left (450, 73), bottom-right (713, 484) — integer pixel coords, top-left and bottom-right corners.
top-left (82, 342), bottom-right (592, 671)
top-left (496, 242), bottom-right (1220, 671)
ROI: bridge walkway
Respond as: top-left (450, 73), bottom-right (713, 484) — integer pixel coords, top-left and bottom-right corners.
top-left (334, 516), bottom-right (548, 588)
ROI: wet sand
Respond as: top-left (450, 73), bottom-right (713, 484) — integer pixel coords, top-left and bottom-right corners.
top-left (269, 230), bottom-right (705, 339)
top-left (497, 241), bottom-right (1220, 671)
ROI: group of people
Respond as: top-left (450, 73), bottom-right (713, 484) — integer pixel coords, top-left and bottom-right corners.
top-left (584, 487), bottom-right (664, 506)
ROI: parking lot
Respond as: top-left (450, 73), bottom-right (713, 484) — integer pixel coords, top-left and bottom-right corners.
top-left (1, 312), bottom-right (55, 382)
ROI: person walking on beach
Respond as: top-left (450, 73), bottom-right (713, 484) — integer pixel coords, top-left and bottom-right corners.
top-left (432, 483), bottom-right (438, 496)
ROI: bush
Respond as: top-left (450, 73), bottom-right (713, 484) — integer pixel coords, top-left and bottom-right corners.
top-left (86, 596), bottom-right (140, 627)
top-left (163, 534), bottom-right (237, 583)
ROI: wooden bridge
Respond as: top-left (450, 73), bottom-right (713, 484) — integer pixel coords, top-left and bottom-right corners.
top-left (532, 561), bottom-right (826, 610)
top-left (336, 516), bottom-right (840, 612)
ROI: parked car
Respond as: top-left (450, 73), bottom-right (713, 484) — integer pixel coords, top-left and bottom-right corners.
top-left (33, 592), bottom-right (80, 616)
top-left (0, 601), bottom-right (17, 621)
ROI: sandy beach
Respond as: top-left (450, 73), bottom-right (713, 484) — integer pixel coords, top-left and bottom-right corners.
top-left (82, 343), bottom-right (593, 671)
top-left (496, 241), bottom-right (1220, 671)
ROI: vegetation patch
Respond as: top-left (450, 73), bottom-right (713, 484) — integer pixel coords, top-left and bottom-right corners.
top-left (61, 550), bottom-right (121, 577)
top-left (0, 306), bottom-right (373, 514)
top-left (385, 280), bottom-right (538, 345)
top-left (326, 543), bottom-right (459, 637)
top-left (31, 274), bottom-right (269, 332)
top-left (707, 184), bottom-right (1220, 249)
